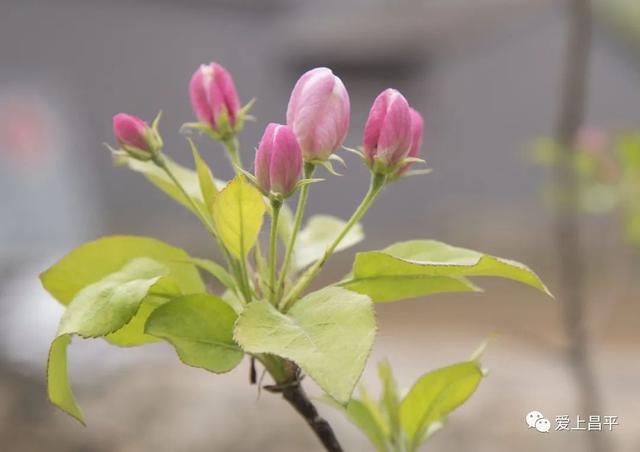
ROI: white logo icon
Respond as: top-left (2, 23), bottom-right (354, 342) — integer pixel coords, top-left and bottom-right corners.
top-left (535, 418), bottom-right (551, 433)
top-left (526, 411), bottom-right (550, 433)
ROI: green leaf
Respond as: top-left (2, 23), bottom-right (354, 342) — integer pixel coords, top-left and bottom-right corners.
top-left (47, 335), bottom-right (83, 423)
top-left (185, 257), bottom-right (237, 292)
top-left (341, 272), bottom-right (478, 304)
top-left (189, 139), bottom-right (217, 211)
top-left (378, 360), bottom-right (402, 440)
top-left (358, 384), bottom-right (390, 439)
top-left (346, 400), bottom-right (389, 451)
top-left (325, 394), bottom-right (389, 452)
top-left (41, 235), bottom-right (204, 305)
top-left (234, 287), bottom-right (376, 403)
top-left (294, 215), bottom-right (364, 269)
top-left (105, 275), bottom-right (182, 347)
top-left (342, 240), bottom-right (551, 303)
top-left (221, 289), bottom-right (244, 314)
top-left (145, 294), bottom-right (244, 373)
top-left (104, 296), bottom-right (169, 346)
top-left (212, 176), bottom-right (265, 259)
top-left (56, 258), bottom-right (169, 337)
top-left (400, 361), bottom-right (484, 451)
top-left (40, 236), bottom-right (204, 346)
top-left (48, 258), bottom-right (169, 423)
top-left (125, 155), bottom-right (205, 214)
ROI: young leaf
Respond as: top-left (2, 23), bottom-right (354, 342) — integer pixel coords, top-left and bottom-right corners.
top-left (41, 236), bottom-right (202, 346)
top-left (104, 276), bottom-right (182, 347)
top-left (48, 258), bottom-right (170, 423)
top-left (358, 385), bottom-right (390, 440)
top-left (189, 138), bottom-right (217, 211)
top-left (48, 335), bottom-right (83, 423)
top-left (341, 239), bottom-right (551, 303)
top-left (323, 396), bottom-right (389, 452)
top-left (183, 257), bottom-right (237, 292)
top-left (234, 287), bottom-right (376, 404)
top-left (105, 296), bottom-right (172, 347)
top-left (341, 272), bottom-right (478, 304)
top-left (221, 289), bottom-right (244, 314)
top-left (56, 258), bottom-right (169, 337)
top-left (212, 176), bottom-right (265, 259)
top-left (41, 235), bottom-right (205, 305)
top-left (400, 361), bottom-right (484, 451)
top-left (125, 155), bottom-right (205, 214)
top-left (378, 360), bottom-right (402, 442)
top-left (294, 215), bottom-right (364, 270)
top-left (145, 294), bottom-right (244, 373)
top-left (348, 401), bottom-right (390, 451)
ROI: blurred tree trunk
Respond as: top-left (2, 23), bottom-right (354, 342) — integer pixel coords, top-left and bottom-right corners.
top-left (553, 1), bottom-right (608, 452)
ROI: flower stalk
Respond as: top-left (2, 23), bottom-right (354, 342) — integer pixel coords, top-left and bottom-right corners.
top-left (223, 136), bottom-right (243, 174)
top-left (269, 198), bottom-right (282, 304)
top-left (153, 153), bottom-right (252, 304)
top-left (281, 171), bottom-right (386, 311)
top-left (276, 162), bottom-right (316, 299)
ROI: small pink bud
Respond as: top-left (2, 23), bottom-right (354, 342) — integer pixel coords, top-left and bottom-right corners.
top-left (255, 123), bottom-right (303, 197)
top-left (363, 89), bottom-right (412, 174)
top-left (112, 113), bottom-right (160, 159)
top-left (189, 62), bottom-right (241, 137)
top-left (396, 108), bottom-right (424, 176)
top-left (286, 67), bottom-right (350, 162)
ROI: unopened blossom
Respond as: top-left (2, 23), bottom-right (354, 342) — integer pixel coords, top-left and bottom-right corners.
top-left (112, 113), bottom-right (161, 159)
top-left (255, 123), bottom-right (303, 197)
top-left (189, 62), bottom-right (242, 137)
top-left (362, 88), bottom-right (413, 174)
top-left (395, 108), bottom-right (424, 177)
top-left (286, 67), bottom-right (350, 162)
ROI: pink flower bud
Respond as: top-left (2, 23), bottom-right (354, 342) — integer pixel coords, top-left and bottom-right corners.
top-left (112, 113), bottom-right (160, 158)
top-left (286, 67), bottom-right (350, 162)
top-left (363, 89), bottom-right (412, 174)
top-left (189, 63), bottom-right (241, 136)
top-left (255, 123), bottom-right (303, 197)
top-left (396, 108), bottom-right (424, 176)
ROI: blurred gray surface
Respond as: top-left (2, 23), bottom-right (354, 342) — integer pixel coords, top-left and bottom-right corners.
top-left (1, 1), bottom-right (639, 451)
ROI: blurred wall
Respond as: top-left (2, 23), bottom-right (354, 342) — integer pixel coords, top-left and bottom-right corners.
top-left (1, 1), bottom-right (639, 451)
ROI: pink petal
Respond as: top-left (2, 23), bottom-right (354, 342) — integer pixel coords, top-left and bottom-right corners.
top-left (112, 113), bottom-right (149, 150)
top-left (189, 64), bottom-right (214, 127)
top-left (255, 123), bottom-right (277, 193)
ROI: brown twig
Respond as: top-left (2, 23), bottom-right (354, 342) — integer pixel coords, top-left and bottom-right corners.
top-left (264, 365), bottom-right (343, 452)
top-left (553, 2), bottom-right (608, 452)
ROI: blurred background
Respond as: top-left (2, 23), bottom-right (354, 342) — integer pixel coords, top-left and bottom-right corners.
top-left (1, 0), bottom-right (639, 451)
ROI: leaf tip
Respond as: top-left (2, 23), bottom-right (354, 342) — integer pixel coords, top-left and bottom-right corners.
top-left (469, 334), bottom-right (498, 362)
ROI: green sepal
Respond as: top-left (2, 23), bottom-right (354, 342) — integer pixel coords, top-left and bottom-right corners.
top-left (329, 153), bottom-right (347, 167)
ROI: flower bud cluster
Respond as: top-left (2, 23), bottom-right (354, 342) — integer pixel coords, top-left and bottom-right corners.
top-left (111, 63), bottom-right (425, 197)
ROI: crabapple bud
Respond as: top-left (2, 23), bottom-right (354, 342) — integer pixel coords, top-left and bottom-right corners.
top-left (189, 62), bottom-right (242, 138)
top-left (112, 113), bottom-right (161, 160)
top-left (286, 67), bottom-right (350, 162)
top-left (255, 123), bottom-right (303, 197)
top-left (395, 108), bottom-right (424, 177)
top-left (363, 88), bottom-right (412, 174)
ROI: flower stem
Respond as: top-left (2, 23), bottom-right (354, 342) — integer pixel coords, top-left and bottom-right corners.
top-left (223, 136), bottom-right (242, 174)
top-left (153, 154), bottom-right (250, 304)
top-left (276, 162), bottom-right (315, 300)
top-left (154, 154), bottom-right (216, 235)
top-left (269, 199), bottom-right (282, 304)
top-left (281, 172), bottom-right (386, 311)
